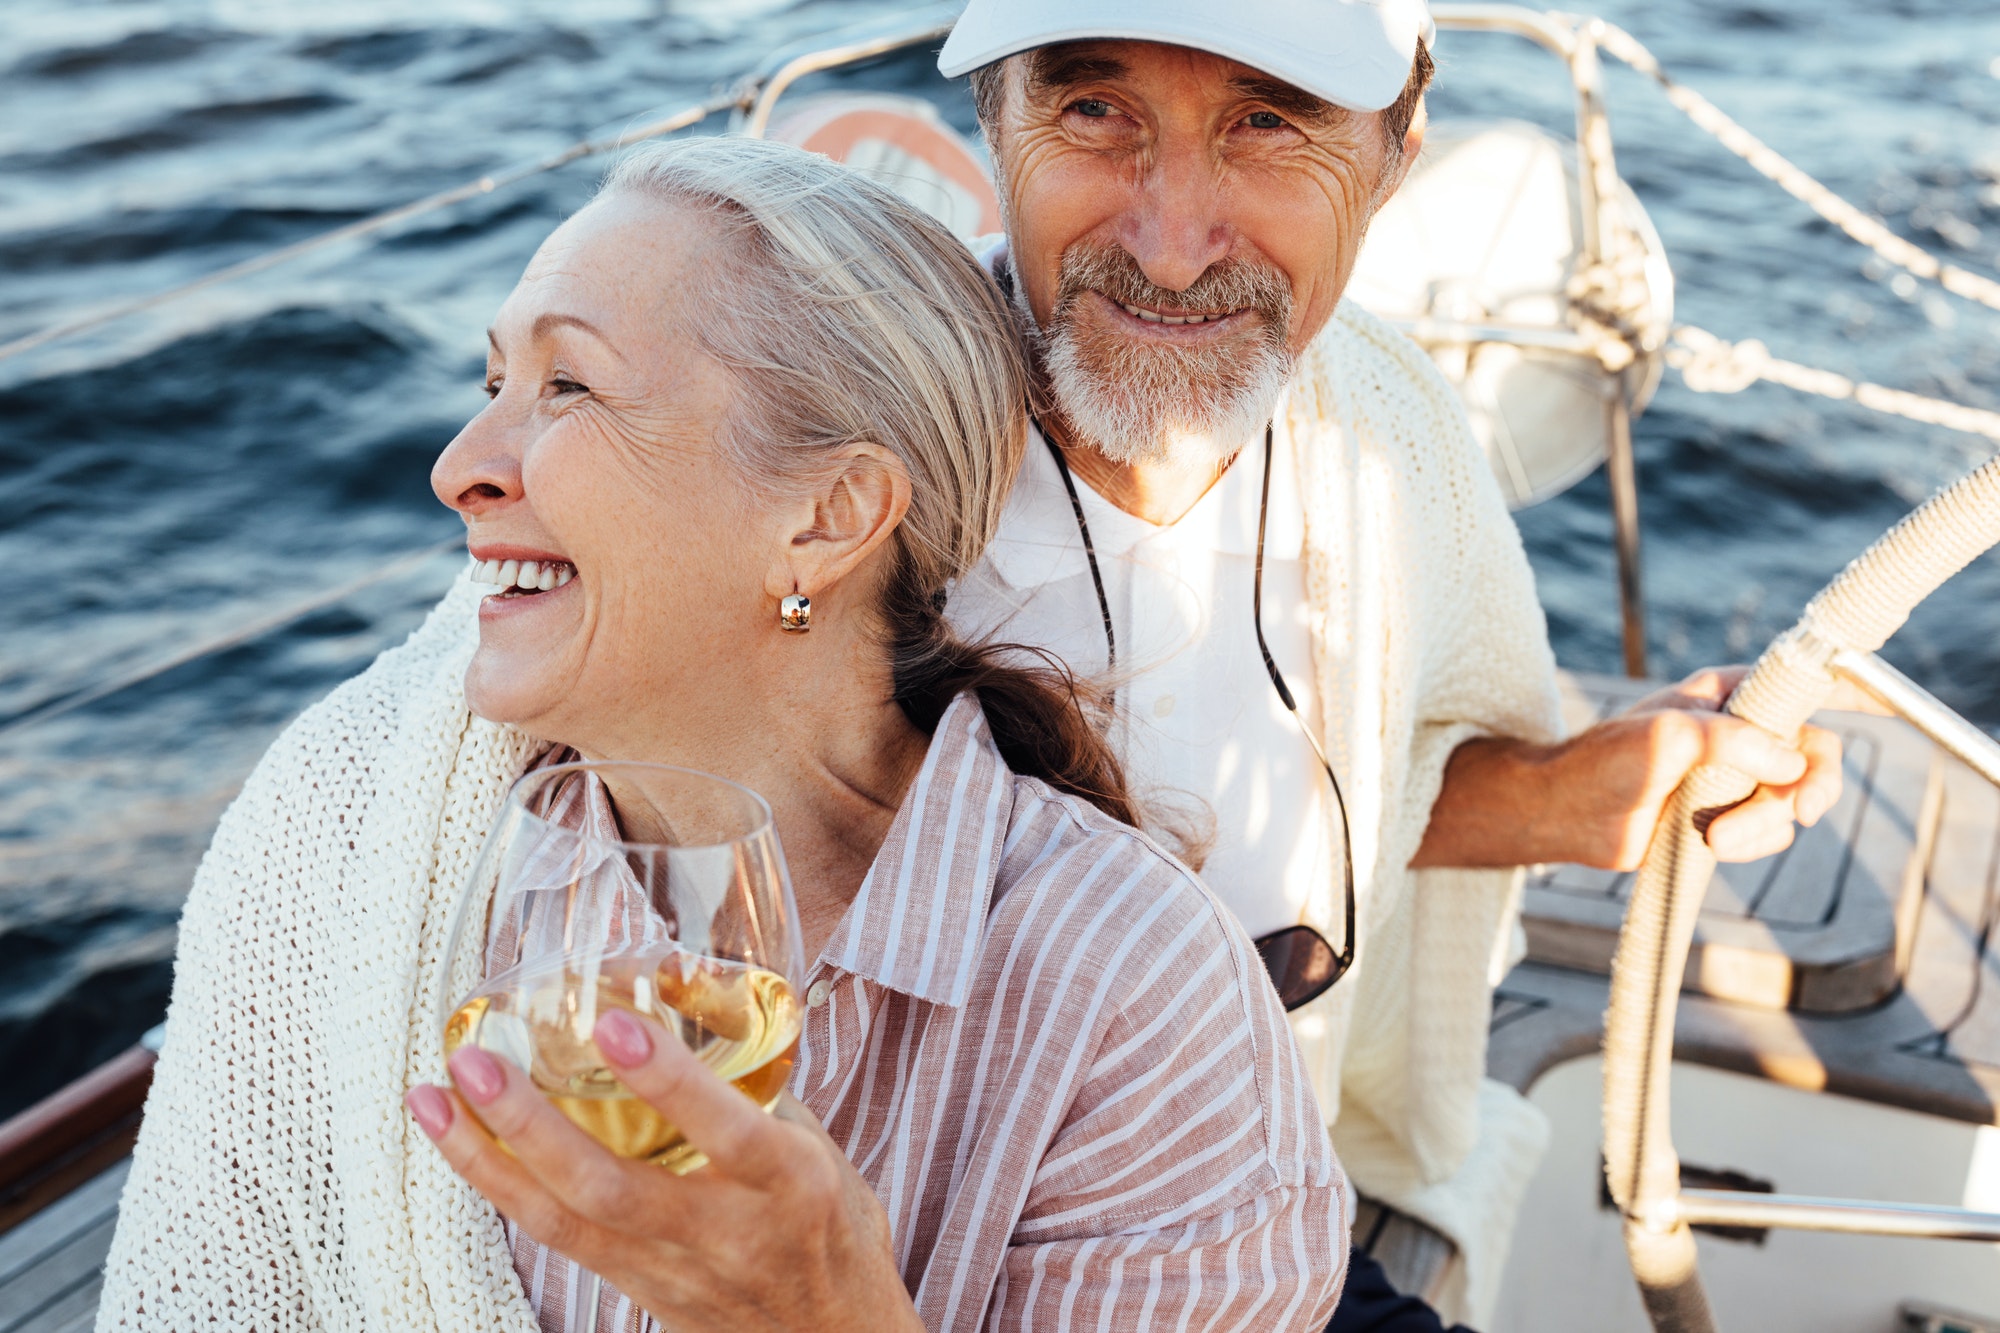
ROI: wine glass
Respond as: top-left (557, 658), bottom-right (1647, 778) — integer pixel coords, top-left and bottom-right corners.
top-left (438, 760), bottom-right (807, 1178)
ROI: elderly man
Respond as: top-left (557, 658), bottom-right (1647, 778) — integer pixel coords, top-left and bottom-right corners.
top-left (935, 1), bottom-right (1842, 1327)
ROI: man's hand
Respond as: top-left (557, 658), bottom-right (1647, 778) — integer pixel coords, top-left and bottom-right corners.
top-left (406, 1008), bottom-right (921, 1333)
top-left (1413, 667), bottom-right (1846, 871)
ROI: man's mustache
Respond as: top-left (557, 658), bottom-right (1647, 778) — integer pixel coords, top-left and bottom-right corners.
top-left (1052, 243), bottom-right (1293, 337)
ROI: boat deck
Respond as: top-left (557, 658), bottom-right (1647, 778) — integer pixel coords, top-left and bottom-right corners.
top-left (0, 1162), bottom-right (125, 1333)
top-left (1496, 672), bottom-right (2000, 1127)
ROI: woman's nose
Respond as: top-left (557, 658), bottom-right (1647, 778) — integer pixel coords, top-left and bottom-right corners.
top-left (432, 409), bottom-right (525, 517)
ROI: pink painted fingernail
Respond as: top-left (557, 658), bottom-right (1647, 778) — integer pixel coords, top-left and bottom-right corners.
top-left (406, 1085), bottom-right (454, 1138)
top-left (450, 1047), bottom-right (506, 1104)
top-left (596, 1008), bottom-right (651, 1066)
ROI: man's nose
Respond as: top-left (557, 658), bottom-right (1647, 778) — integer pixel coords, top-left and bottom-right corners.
top-left (1120, 138), bottom-right (1233, 293)
top-left (431, 408), bottom-right (525, 517)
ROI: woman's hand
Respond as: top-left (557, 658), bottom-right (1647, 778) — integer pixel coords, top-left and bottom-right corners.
top-left (405, 1008), bottom-right (922, 1333)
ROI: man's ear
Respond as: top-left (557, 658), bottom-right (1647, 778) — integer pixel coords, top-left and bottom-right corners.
top-left (1381, 101), bottom-right (1427, 202)
top-left (764, 443), bottom-right (913, 608)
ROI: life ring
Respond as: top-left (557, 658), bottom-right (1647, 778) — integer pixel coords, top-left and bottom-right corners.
top-left (764, 93), bottom-right (1003, 243)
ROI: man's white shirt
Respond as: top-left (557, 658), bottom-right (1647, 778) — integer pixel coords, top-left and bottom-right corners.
top-left (947, 420), bottom-right (1343, 940)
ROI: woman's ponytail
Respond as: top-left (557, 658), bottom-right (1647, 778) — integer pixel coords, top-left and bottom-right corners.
top-left (883, 557), bottom-right (1137, 829)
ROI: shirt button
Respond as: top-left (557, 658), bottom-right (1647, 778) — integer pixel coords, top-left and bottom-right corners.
top-left (806, 979), bottom-right (832, 1009)
top-left (1153, 693), bottom-right (1176, 718)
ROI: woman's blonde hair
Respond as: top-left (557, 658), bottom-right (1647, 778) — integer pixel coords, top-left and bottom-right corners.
top-left (599, 135), bottom-right (1133, 823)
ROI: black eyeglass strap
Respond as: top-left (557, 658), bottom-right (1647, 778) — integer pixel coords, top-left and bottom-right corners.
top-left (1034, 412), bottom-right (1355, 1002)
top-left (1252, 424), bottom-right (1356, 983)
top-left (1038, 423), bottom-right (1116, 673)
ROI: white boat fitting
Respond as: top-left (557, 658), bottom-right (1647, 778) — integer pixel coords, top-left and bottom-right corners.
top-left (6, 7), bottom-right (2000, 1333)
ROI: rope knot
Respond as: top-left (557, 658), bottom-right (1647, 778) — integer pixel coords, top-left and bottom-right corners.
top-left (1672, 327), bottom-right (1768, 394)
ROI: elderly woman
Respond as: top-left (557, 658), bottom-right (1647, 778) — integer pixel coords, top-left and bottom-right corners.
top-left (96, 136), bottom-right (1346, 1331)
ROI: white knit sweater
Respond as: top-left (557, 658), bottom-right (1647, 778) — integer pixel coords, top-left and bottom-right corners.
top-left (97, 300), bottom-right (1560, 1331)
top-left (1278, 302), bottom-right (1563, 1323)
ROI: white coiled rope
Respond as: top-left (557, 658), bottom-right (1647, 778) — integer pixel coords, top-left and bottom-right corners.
top-left (1600, 450), bottom-right (2000, 1331)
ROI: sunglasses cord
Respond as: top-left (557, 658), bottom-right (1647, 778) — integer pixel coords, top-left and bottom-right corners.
top-left (1038, 416), bottom-right (1356, 981)
top-left (1250, 425), bottom-right (1357, 982)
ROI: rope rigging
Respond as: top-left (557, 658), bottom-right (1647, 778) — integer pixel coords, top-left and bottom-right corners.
top-left (1570, 21), bottom-right (2000, 444)
top-left (1591, 21), bottom-right (2000, 317)
top-left (1668, 324), bottom-right (2000, 444)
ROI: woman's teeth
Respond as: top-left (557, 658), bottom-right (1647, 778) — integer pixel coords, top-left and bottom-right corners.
top-left (1119, 302), bottom-right (1240, 326)
top-left (471, 557), bottom-right (575, 594)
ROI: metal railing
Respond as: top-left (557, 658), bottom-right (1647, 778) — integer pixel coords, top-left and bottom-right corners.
top-left (1672, 1189), bottom-right (2000, 1242)
top-left (1429, 4), bottom-right (1654, 677)
top-left (740, 5), bottom-right (957, 139)
top-left (1833, 649), bottom-right (2000, 788)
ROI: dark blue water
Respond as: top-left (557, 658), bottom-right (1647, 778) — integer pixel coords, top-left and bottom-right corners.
top-left (4, 0), bottom-right (1999, 1119)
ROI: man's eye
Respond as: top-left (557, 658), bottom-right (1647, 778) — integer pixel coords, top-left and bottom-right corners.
top-left (1246, 111), bottom-right (1287, 130)
top-left (1071, 98), bottom-right (1113, 118)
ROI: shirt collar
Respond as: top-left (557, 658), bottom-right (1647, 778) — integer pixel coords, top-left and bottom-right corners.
top-left (980, 418), bottom-right (1307, 593)
top-left (818, 693), bottom-right (1014, 1008)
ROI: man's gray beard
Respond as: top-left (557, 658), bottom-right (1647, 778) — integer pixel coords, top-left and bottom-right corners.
top-left (1015, 245), bottom-right (1296, 472)
top-left (1043, 323), bottom-right (1294, 471)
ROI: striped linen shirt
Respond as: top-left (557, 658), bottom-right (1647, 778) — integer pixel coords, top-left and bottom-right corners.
top-left (497, 692), bottom-right (1349, 1330)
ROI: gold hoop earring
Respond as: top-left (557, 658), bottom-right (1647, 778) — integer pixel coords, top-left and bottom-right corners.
top-left (779, 592), bottom-right (812, 633)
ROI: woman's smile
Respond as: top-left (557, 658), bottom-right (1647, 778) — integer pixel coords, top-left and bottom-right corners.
top-left (468, 543), bottom-right (579, 620)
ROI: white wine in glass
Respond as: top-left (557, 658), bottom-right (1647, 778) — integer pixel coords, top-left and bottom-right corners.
top-left (439, 760), bottom-right (807, 1176)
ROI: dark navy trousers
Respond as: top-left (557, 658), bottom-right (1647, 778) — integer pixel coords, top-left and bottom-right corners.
top-left (1325, 1248), bottom-right (1476, 1333)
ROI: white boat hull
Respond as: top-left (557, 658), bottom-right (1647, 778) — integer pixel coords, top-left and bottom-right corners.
top-left (1497, 1057), bottom-right (2000, 1332)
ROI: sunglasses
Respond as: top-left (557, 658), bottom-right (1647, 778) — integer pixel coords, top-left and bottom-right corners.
top-left (1043, 419), bottom-right (1356, 1012)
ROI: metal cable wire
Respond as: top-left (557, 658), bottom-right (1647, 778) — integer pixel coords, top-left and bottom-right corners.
top-left (0, 87), bottom-right (748, 365)
top-left (0, 4), bottom-right (961, 365)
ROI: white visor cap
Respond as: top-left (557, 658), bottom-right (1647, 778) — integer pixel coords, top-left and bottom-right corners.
top-left (938, 0), bottom-right (1436, 115)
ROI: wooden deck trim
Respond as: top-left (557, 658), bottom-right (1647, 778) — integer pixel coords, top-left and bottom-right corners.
top-left (0, 1161), bottom-right (129, 1333)
top-left (0, 1047), bottom-right (153, 1237)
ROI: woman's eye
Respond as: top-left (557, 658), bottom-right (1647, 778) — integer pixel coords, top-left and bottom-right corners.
top-left (1071, 98), bottom-right (1113, 119)
top-left (1245, 111), bottom-right (1287, 130)
top-left (550, 377), bottom-right (588, 396)
top-left (483, 377), bottom-right (502, 399)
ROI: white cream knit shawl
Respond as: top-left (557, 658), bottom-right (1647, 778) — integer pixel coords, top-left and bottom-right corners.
top-left (1281, 302), bottom-right (1563, 1322)
top-left (97, 299), bottom-right (1560, 1332)
top-left (98, 577), bottom-right (546, 1333)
